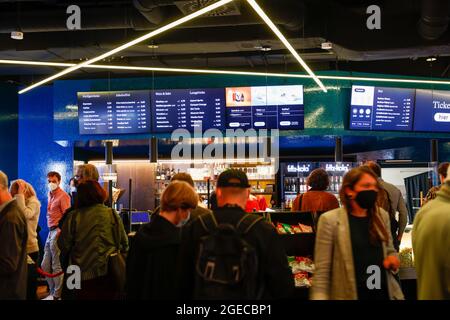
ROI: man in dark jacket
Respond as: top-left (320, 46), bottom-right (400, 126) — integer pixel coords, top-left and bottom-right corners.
top-left (178, 169), bottom-right (295, 299)
top-left (0, 170), bottom-right (28, 300)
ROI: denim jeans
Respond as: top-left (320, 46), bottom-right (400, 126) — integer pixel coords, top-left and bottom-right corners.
top-left (41, 229), bottom-right (64, 298)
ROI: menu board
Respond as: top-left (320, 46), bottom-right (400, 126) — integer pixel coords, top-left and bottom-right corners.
top-left (349, 85), bottom-right (415, 131)
top-left (152, 88), bottom-right (225, 132)
top-left (78, 91), bottom-right (151, 135)
top-left (225, 85), bottom-right (304, 130)
top-left (414, 89), bottom-right (450, 133)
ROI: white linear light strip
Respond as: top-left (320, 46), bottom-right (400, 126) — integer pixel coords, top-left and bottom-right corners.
top-left (17, 0), bottom-right (233, 94)
top-left (246, 0), bottom-right (327, 93)
top-left (3, 59), bottom-right (450, 85)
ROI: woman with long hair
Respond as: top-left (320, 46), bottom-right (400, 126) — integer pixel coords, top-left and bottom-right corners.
top-left (10, 179), bottom-right (41, 300)
top-left (311, 166), bottom-right (403, 300)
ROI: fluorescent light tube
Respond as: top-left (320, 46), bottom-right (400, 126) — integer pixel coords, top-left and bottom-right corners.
top-left (18, 0), bottom-right (233, 94)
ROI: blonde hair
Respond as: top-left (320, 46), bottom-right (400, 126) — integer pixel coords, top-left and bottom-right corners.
top-left (77, 164), bottom-right (99, 181)
top-left (160, 181), bottom-right (198, 212)
top-left (10, 179), bottom-right (37, 199)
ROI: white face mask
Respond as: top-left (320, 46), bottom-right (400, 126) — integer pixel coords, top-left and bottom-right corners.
top-left (48, 182), bottom-right (58, 192)
top-left (70, 186), bottom-right (77, 193)
top-left (176, 210), bottom-right (191, 228)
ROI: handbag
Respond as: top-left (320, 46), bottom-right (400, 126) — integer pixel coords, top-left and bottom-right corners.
top-left (108, 209), bottom-right (127, 297)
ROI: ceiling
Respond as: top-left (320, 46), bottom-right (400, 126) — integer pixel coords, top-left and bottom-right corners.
top-left (1, 0), bottom-right (450, 86)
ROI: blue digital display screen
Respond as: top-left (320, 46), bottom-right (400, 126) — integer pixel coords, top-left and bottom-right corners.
top-left (225, 85), bottom-right (304, 130)
top-left (349, 85), bottom-right (415, 131)
top-left (78, 90), bottom-right (151, 135)
top-left (414, 89), bottom-right (450, 133)
top-left (151, 88), bottom-right (225, 132)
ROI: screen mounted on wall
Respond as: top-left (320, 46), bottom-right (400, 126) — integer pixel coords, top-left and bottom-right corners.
top-left (349, 85), bottom-right (415, 131)
top-left (78, 90), bottom-right (151, 135)
top-left (225, 85), bottom-right (304, 130)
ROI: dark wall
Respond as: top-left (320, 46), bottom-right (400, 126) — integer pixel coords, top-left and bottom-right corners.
top-left (0, 83), bottom-right (18, 180)
top-left (19, 86), bottom-right (74, 242)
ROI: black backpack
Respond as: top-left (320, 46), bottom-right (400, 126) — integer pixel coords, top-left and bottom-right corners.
top-left (194, 212), bottom-right (264, 300)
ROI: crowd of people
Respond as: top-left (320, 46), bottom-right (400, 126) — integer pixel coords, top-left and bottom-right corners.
top-left (0, 161), bottom-right (448, 300)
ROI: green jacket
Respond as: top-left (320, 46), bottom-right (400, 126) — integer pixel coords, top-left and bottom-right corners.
top-left (58, 204), bottom-right (129, 281)
top-left (412, 182), bottom-right (450, 300)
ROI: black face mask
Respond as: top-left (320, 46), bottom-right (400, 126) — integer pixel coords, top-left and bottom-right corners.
top-left (354, 190), bottom-right (378, 209)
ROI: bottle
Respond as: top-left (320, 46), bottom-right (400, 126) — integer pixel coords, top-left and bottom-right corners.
top-left (156, 166), bottom-right (161, 180)
top-left (160, 167), bottom-right (166, 181)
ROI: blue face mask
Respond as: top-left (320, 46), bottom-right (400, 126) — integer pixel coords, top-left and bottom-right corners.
top-left (176, 210), bottom-right (191, 228)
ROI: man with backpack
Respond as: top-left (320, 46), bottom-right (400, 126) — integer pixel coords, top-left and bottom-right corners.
top-left (365, 162), bottom-right (408, 251)
top-left (178, 169), bottom-right (294, 300)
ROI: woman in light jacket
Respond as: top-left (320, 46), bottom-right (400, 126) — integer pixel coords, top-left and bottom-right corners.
top-left (10, 179), bottom-right (41, 300)
top-left (311, 166), bottom-right (404, 300)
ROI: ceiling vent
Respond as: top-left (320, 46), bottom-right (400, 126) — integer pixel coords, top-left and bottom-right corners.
top-left (175, 0), bottom-right (241, 17)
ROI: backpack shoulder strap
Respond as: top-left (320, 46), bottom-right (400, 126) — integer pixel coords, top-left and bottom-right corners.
top-left (236, 214), bottom-right (264, 235)
top-left (198, 212), bottom-right (218, 233)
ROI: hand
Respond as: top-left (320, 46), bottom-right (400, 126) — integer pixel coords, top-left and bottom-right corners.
top-left (383, 255), bottom-right (400, 272)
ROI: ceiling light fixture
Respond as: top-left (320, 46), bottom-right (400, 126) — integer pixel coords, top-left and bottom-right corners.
top-left (255, 45), bottom-right (272, 52)
top-left (3, 59), bottom-right (450, 86)
top-left (11, 30), bottom-right (24, 40)
top-left (18, 0), bottom-right (324, 95)
top-left (18, 0), bottom-right (233, 94)
top-left (246, 0), bottom-right (327, 93)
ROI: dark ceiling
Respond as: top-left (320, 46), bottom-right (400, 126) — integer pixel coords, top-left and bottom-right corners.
top-left (1, 0), bottom-right (450, 86)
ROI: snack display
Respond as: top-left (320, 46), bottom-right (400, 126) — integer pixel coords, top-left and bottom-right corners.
top-left (294, 272), bottom-right (311, 288)
top-left (288, 256), bottom-right (315, 288)
top-left (288, 256), bottom-right (315, 274)
top-left (276, 223), bottom-right (314, 234)
top-left (298, 223), bottom-right (313, 233)
top-left (399, 247), bottom-right (414, 268)
top-left (276, 223), bottom-right (288, 234)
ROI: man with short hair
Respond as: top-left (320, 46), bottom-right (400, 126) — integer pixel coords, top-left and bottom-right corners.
top-left (423, 162), bottom-right (450, 205)
top-left (0, 170), bottom-right (28, 300)
top-left (41, 171), bottom-right (70, 300)
top-left (413, 166), bottom-right (450, 300)
top-left (365, 161), bottom-right (408, 251)
top-left (178, 169), bottom-right (294, 299)
top-left (171, 172), bottom-right (211, 219)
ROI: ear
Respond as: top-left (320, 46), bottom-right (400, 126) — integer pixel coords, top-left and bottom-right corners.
top-left (344, 186), bottom-right (354, 199)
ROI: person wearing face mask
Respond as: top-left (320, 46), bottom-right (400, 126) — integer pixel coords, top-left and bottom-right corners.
top-left (41, 171), bottom-right (70, 300)
top-left (311, 166), bottom-right (404, 300)
top-left (68, 177), bottom-right (78, 207)
top-left (126, 181), bottom-right (197, 299)
top-left (58, 180), bottom-right (128, 300)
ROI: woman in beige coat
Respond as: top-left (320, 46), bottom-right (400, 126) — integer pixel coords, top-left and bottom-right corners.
top-left (311, 166), bottom-right (404, 300)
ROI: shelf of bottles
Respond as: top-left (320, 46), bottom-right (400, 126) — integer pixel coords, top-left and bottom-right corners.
top-left (281, 162), bottom-right (356, 210)
top-left (155, 160), bottom-right (276, 205)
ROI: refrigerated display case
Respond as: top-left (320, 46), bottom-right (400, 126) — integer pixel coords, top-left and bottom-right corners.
top-left (280, 162), bottom-right (357, 210)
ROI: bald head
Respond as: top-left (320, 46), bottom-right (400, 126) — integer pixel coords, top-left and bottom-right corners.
top-left (0, 170), bottom-right (12, 205)
top-left (0, 170), bottom-right (8, 190)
